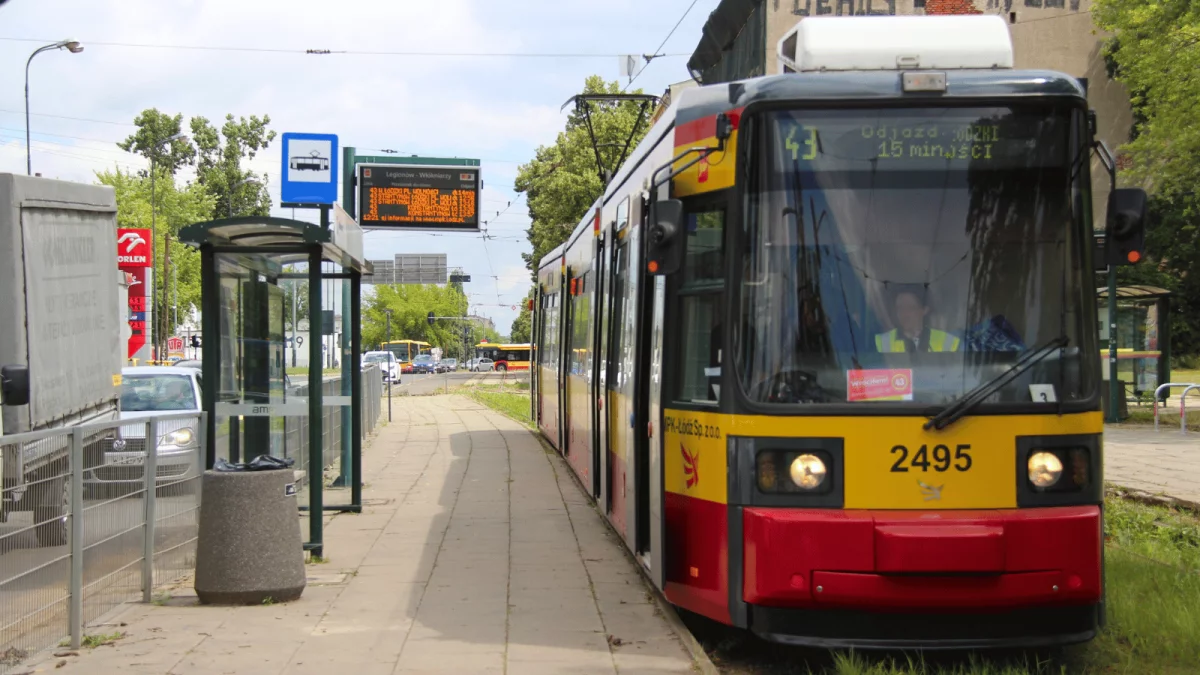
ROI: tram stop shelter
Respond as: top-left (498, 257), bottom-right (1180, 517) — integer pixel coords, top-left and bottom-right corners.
top-left (1098, 284), bottom-right (1172, 415)
top-left (180, 214), bottom-right (370, 556)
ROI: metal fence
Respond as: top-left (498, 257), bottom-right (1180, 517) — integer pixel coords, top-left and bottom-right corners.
top-left (276, 366), bottom-right (383, 488)
top-left (0, 369), bottom-right (385, 672)
top-left (0, 412), bottom-right (204, 674)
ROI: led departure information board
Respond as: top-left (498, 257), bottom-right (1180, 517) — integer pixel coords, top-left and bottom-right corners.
top-left (357, 163), bottom-right (480, 231)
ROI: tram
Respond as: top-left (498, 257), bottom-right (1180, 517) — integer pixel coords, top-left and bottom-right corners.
top-left (531, 15), bottom-right (1146, 648)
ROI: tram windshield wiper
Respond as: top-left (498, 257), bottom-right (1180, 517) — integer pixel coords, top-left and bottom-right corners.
top-left (923, 335), bottom-right (1070, 431)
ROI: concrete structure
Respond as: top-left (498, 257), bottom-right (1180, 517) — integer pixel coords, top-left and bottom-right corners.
top-left (364, 253), bottom-right (448, 285)
top-left (687, 0), bottom-right (1131, 220)
top-left (194, 468), bottom-right (307, 605)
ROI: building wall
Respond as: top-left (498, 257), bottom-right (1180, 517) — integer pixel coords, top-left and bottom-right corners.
top-left (759, 0), bottom-right (1131, 223)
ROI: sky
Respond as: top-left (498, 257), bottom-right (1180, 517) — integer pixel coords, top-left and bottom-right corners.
top-left (0, 0), bottom-right (720, 334)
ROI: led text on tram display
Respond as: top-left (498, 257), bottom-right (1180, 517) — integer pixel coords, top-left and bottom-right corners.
top-left (775, 108), bottom-right (1066, 170)
top-left (358, 164), bottom-right (480, 231)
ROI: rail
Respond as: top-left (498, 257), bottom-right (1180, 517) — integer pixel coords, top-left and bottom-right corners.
top-left (1152, 382), bottom-right (1200, 433)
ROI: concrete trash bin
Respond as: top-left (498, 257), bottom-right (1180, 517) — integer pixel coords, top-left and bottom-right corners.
top-left (194, 467), bottom-right (306, 605)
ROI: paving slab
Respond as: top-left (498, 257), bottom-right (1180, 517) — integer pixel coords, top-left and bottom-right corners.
top-left (21, 395), bottom-right (699, 674)
top-left (1105, 424), bottom-right (1200, 504)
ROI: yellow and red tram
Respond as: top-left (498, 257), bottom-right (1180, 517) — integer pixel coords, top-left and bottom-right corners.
top-left (531, 15), bottom-right (1145, 648)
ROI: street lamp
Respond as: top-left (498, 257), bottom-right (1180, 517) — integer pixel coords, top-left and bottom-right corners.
top-left (25, 39), bottom-right (83, 175)
top-left (150, 132), bottom-right (188, 362)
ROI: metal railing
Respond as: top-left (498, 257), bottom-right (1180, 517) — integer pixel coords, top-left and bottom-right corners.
top-left (0, 411), bottom-right (205, 674)
top-left (1153, 382), bottom-right (1200, 433)
top-left (273, 366), bottom-right (383, 490)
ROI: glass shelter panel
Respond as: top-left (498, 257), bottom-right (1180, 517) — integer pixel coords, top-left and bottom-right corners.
top-left (212, 253), bottom-right (303, 467)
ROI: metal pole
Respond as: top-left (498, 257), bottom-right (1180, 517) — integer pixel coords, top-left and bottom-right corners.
top-left (307, 248), bottom-right (324, 557)
top-left (291, 280), bottom-right (298, 368)
top-left (350, 271), bottom-right (363, 511)
top-left (142, 417), bottom-right (159, 602)
top-left (151, 159), bottom-right (157, 361)
top-left (1107, 268), bottom-right (1119, 422)
top-left (68, 428), bottom-right (84, 649)
top-left (386, 311), bottom-right (392, 422)
top-left (24, 45), bottom-right (55, 175)
top-left (173, 263), bottom-right (178, 331)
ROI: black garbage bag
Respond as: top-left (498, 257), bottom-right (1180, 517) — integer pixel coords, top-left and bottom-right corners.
top-left (214, 455), bottom-right (296, 472)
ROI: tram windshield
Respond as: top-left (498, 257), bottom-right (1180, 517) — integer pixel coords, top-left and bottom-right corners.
top-left (736, 105), bottom-right (1096, 407)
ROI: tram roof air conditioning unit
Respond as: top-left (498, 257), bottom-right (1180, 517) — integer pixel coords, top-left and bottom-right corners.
top-left (777, 15), bottom-right (1014, 74)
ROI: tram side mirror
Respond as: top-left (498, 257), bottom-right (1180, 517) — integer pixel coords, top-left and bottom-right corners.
top-left (646, 199), bottom-right (684, 276)
top-left (1, 365), bottom-right (30, 406)
top-left (1107, 188), bottom-right (1147, 267)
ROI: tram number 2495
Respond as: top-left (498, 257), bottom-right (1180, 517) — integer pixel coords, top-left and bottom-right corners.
top-left (890, 444), bottom-right (972, 473)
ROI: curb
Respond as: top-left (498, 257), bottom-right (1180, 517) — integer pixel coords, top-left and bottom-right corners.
top-left (533, 436), bottom-right (719, 675)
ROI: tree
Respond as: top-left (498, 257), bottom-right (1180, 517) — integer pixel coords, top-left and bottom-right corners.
top-left (97, 167), bottom-right (215, 337)
top-left (363, 284), bottom-right (471, 359)
top-left (1094, 0), bottom-right (1200, 355)
top-left (515, 76), bottom-right (655, 278)
top-left (510, 288), bottom-right (534, 343)
top-left (191, 114), bottom-right (276, 217)
top-left (281, 266), bottom-right (309, 331)
top-left (117, 109), bottom-right (196, 176)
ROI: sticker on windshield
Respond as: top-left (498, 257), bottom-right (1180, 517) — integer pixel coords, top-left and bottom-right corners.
top-left (1029, 384), bottom-right (1057, 403)
top-left (848, 369), bottom-right (913, 402)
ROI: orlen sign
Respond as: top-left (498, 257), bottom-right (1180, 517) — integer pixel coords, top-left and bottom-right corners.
top-left (116, 228), bottom-right (153, 267)
top-left (117, 228), bottom-right (153, 359)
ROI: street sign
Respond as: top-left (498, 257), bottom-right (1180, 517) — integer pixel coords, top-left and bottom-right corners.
top-left (116, 228), bottom-right (153, 267)
top-left (167, 336), bottom-right (184, 352)
top-left (357, 163), bottom-right (480, 232)
top-left (280, 132), bottom-right (338, 204)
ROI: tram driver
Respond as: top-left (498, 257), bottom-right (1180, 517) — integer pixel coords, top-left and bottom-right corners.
top-left (874, 285), bottom-right (961, 354)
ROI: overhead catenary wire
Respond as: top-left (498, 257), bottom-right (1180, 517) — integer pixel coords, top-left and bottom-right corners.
top-left (624, 0), bottom-right (700, 91)
top-left (0, 36), bottom-right (691, 59)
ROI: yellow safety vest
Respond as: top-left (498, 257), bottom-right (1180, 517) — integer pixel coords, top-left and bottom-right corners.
top-left (875, 329), bottom-right (960, 353)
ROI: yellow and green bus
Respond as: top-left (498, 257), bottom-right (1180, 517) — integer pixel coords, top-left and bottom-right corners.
top-left (381, 339), bottom-right (430, 370)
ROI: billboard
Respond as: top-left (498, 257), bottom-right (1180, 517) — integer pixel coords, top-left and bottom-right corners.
top-left (357, 164), bottom-right (479, 232)
top-left (116, 228), bottom-right (153, 359)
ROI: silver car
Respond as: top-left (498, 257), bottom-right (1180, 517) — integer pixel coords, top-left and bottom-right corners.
top-left (84, 366), bottom-right (202, 494)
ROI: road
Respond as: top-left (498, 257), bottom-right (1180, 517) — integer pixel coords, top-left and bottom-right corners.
top-left (383, 369), bottom-right (530, 396)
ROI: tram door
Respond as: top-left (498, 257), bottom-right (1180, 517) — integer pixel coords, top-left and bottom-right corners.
top-left (593, 229), bottom-right (610, 507)
top-left (607, 238), bottom-right (632, 535)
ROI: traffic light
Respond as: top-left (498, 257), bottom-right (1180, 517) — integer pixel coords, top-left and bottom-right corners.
top-left (427, 311), bottom-right (435, 326)
top-left (1107, 188), bottom-right (1147, 267)
top-left (190, 335), bottom-right (201, 348)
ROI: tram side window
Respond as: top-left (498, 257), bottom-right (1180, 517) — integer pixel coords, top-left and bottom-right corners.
top-left (610, 244), bottom-right (629, 391)
top-left (676, 207), bottom-right (726, 404)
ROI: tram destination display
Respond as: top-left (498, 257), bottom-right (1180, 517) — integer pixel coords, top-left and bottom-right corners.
top-left (357, 163), bottom-right (480, 232)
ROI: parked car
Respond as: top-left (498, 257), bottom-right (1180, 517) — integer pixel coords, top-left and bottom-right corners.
top-left (411, 355), bottom-right (437, 374)
top-left (472, 358), bottom-right (495, 372)
top-left (85, 366), bottom-right (203, 495)
top-left (437, 358), bottom-right (457, 373)
top-left (361, 351), bottom-right (401, 383)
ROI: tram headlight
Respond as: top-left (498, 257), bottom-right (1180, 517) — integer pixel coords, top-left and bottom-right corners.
top-left (789, 454), bottom-right (827, 490)
top-left (1027, 451), bottom-right (1063, 488)
top-left (756, 450), bottom-right (833, 495)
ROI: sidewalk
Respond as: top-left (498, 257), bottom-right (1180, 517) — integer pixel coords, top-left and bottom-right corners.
top-left (1105, 424), bottom-right (1200, 505)
top-left (25, 396), bottom-right (700, 675)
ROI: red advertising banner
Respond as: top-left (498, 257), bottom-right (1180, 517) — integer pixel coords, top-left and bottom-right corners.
top-left (125, 266), bottom-right (148, 359)
top-left (116, 228), bottom-right (153, 268)
top-left (847, 369), bottom-right (913, 402)
top-left (118, 229), bottom-right (153, 360)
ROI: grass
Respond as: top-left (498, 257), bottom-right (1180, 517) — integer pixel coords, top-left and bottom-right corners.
top-left (465, 384), bottom-right (532, 426)
top-left (286, 367), bottom-right (340, 376)
top-left (61, 631), bottom-right (125, 649)
top-left (699, 490), bottom-right (1200, 675)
